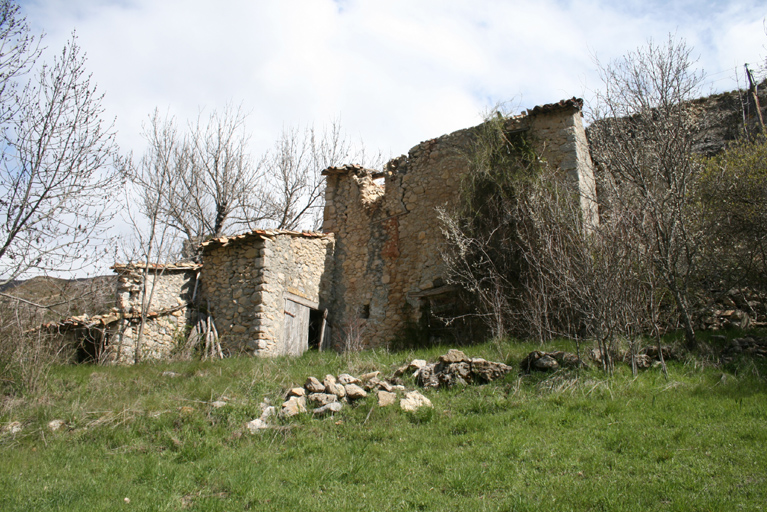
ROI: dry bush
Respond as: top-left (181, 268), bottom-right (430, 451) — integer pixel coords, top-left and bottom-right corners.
top-left (589, 36), bottom-right (705, 348)
top-left (0, 275), bottom-right (115, 394)
top-left (0, 301), bottom-right (59, 395)
top-left (336, 316), bottom-right (365, 354)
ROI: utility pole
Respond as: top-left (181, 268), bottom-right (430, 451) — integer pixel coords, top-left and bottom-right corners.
top-left (745, 64), bottom-right (765, 136)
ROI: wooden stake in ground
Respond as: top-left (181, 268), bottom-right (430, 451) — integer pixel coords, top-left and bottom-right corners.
top-left (745, 64), bottom-right (765, 136)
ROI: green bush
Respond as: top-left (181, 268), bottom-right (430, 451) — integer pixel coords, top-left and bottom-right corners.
top-left (697, 136), bottom-right (767, 289)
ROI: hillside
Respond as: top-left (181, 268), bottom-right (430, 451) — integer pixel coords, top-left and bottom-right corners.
top-left (0, 275), bottom-right (115, 324)
top-left (1, 336), bottom-right (765, 511)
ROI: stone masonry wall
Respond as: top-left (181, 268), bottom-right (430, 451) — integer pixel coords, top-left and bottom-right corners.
top-left (322, 99), bottom-right (597, 348)
top-left (105, 264), bottom-right (198, 364)
top-left (200, 231), bottom-right (334, 356)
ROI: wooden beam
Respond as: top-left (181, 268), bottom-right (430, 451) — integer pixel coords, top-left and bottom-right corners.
top-left (284, 291), bottom-right (319, 310)
top-left (407, 285), bottom-right (461, 299)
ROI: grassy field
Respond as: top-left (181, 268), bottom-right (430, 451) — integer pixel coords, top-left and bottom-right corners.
top-left (1, 336), bottom-right (765, 511)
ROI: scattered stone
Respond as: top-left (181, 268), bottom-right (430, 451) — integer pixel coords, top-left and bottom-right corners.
top-left (337, 373), bottom-right (361, 385)
top-left (280, 396), bottom-right (307, 417)
top-left (392, 385), bottom-right (407, 392)
top-left (47, 419), bottom-right (65, 432)
top-left (322, 374), bottom-right (346, 398)
top-left (639, 345), bottom-right (680, 362)
top-left (286, 387), bottom-right (306, 398)
top-left (470, 358), bottom-right (513, 383)
top-left (161, 371), bottom-right (181, 378)
top-left (394, 359), bottom-right (428, 377)
top-left (535, 354), bottom-right (559, 371)
top-left (210, 400), bottom-right (227, 408)
top-left (375, 379), bottom-right (394, 392)
top-left (439, 349), bottom-right (468, 364)
top-left (394, 364), bottom-right (408, 377)
top-left (260, 406), bottom-right (276, 421)
top-left (633, 354), bottom-right (652, 369)
top-left (3, 421), bottom-right (22, 434)
top-left (305, 376), bottom-right (325, 393)
top-left (246, 418), bottom-right (270, 432)
top-left (416, 364), bottom-right (440, 388)
top-left (308, 393), bottom-right (338, 406)
top-left (440, 362), bottom-right (472, 386)
top-left (400, 391), bottom-right (433, 412)
top-left (325, 383), bottom-right (346, 399)
top-left (344, 383), bottom-right (368, 400)
top-left (377, 390), bottom-right (397, 407)
top-left (697, 288), bottom-right (767, 331)
top-left (359, 371), bottom-right (381, 381)
top-left (413, 351), bottom-right (513, 388)
top-left (721, 336), bottom-right (767, 364)
top-left (313, 402), bottom-right (343, 416)
top-left (551, 351), bottom-right (580, 367)
top-left (521, 350), bottom-right (581, 372)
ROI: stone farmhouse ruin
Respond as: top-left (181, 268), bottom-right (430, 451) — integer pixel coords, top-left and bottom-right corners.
top-left (38, 84), bottom-right (766, 363)
top-left (83, 97), bottom-right (596, 363)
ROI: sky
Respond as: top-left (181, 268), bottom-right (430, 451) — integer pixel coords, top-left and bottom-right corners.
top-left (9, 0), bottom-right (767, 276)
top-left (17, 0), bottom-right (767, 160)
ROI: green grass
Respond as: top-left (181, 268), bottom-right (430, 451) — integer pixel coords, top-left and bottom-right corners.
top-left (1, 337), bottom-right (766, 511)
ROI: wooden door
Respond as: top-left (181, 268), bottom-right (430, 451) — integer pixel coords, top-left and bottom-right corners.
top-left (283, 298), bottom-right (310, 356)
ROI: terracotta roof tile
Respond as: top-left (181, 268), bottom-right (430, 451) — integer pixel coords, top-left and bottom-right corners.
top-left (36, 303), bottom-right (190, 332)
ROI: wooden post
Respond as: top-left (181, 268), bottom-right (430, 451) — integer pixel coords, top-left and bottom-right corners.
top-left (745, 64), bottom-right (765, 135)
top-left (318, 309), bottom-right (328, 351)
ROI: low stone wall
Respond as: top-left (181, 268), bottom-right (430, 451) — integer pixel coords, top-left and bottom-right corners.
top-left (200, 230), bottom-right (334, 356)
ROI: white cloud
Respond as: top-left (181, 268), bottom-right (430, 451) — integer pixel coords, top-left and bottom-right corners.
top-left (18, 0), bottom-right (765, 157)
top-left (10, 0), bottom-right (767, 275)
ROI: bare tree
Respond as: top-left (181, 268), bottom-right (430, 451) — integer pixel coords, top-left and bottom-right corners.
top-left (0, 2), bottom-right (121, 384)
top-left (146, 104), bottom-right (262, 244)
top-left (589, 36), bottom-right (705, 349)
top-left (135, 109), bottom-right (383, 244)
top-left (0, 29), bottom-right (122, 285)
top-left (438, 106), bottom-right (675, 374)
top-left (255, 120), bottom-right (384, 231)
top-left (122, 110), bottom-right (183, 362)
top-left (0, 0), bottom-right (39, 125)
top-left (513, 166), bottom-right (669, 374)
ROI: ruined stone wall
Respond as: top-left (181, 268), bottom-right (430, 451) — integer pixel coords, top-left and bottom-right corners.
top-left (105, 264), bottom-right (198, 364)
top-left (587, 85), bottom-right (767, 160)
top-left (323, 100), bottom-right (597, 348)
top-left (200, 231), bottom-right (334, 356)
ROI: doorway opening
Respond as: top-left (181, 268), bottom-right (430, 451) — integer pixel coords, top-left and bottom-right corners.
top-left (308, 309), bottom-right (324, 350)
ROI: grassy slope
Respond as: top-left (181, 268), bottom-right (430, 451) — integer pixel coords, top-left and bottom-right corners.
top-left (1, 338), bottom-right (765, 512)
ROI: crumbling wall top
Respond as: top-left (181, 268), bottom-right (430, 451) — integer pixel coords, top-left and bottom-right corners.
top-left (111, 262), bottom-right (201, 273)
top-left (322, 163), bottom-right (388, 180)
top-left (200, 229), bottom-right (332, 251)
top-left (525, 97), bottom-right (584, 117)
